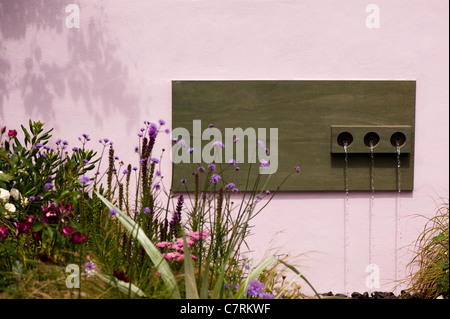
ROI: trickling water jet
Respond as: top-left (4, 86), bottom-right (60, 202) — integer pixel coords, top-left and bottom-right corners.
top-left (369, 140), bottom-right (375, 293)
top-left (343, 141), bottom-right (349, 294)
top-left (395, 140), bottom-right (403, 283)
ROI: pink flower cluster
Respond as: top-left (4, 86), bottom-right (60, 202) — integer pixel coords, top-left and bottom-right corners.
top-left (156, 231), bottom-right (211, 262)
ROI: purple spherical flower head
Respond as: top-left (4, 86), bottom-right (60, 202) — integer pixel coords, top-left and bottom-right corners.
top-left (143, 207), bottom-right (151, 214)
top-left (80, 176), bottom-right (91, 185)
top-left (148, 122), bottom-right (158, 139)
top-left (225, 183), bottom-right (235, 189)
top-left (208, 163), bottom-right (216, 171)
top-left (44, 182), bottom-right (53, 191)
top-left (260, 159), bottom-right (269, 168)
top-left (295, 166), bottom-right (301, 173)
top-left (212, 141), bottom-right (224, 148)
top-left (158, 119), bottom-right (166, 126)
top-left (109, 208), bottom-right (117, 217)
top-left (180, 178), bottom-right (187, 185)
top-left (247, 279), bottom-right (264, 297)
top-left (210, 174), bottom-right (221, 184)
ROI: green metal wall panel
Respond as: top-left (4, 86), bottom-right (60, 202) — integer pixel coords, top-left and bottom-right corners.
top-left (172, 80), bottom-right (415, 191)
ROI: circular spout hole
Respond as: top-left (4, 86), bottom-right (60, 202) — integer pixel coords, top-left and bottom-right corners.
top-left (337, 132), bottom-right (353, 147)
top-left (364, 132), bottom-right (380, 147)
top-left (390, 132), bottom-right (406, 147)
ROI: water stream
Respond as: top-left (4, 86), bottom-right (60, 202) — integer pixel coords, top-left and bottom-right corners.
top-left (343, 141), bottom-right (349, 294)
top-left (395, 142), bottom-right (403, 283)
top-left (369, 142), bottom-right (375, 293)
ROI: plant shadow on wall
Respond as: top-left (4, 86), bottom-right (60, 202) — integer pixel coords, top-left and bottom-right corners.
top-left (0, 0), bottom-right (140, 130)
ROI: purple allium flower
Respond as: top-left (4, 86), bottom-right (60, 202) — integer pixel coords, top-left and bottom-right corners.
top-left (198, 166), bottom-right (205, 173)
top-left (29, 196), bottom-right (36, 202)
top-left (225, 183), bottom-right (235, 189)
top-left (228, 159), bottom-right (236, 166)
top-left (85, 261), bottom-right (97, 275)
top-left (260, 292), bottom-right (274, 299)
top-left (140, 158), bottom-right (147, 164)
top-left (165, 128), bottom-right (170, 134)
top-left (44, 182), bottom-right (53, 191)
top-left (212, 141), bottom-right (224, 148)
top-left (150, 157), bottom-right (159, 163)
top-left (232, 187), bottom-right (239, 193)
top-left (177, 139), bottom-right (186, 147)
top-left (153, 183), bottom-right (160, 190)
top-left (155, 170), bottom-right (161, 176)
top-left (123, 169), bottom-right (130, 175)
top-left (265, 190), bottom-right (270, 194)
top-left (208, 163), bottom-right (216, 171)
top-left (80, 176), bottom-right (91, 185)
top-left (295, 166), bottom-right (301, 173)
top-left (158, 119), bottom-right (166, 125)
top-left (148, 122), bottom-right (158, 139)
top-left (143, 207), bottom-right (151, 214)
top-left (208, 123), bottom-right (214, 128)
top-left (210, 174), bottom-right (221, 184)
top-left (138, 133), bottom-right (143, 137)
top-left (187, 147), bottom-right (195, 153)
top-left (109, 208), bottom-right (117, 217)
top-left (133, 166), bottom-right (138, 171)
top-left (265, 148), bottom-right (270, 155)
top-left (247, 279), bottom-right (264, 297)
top-left (72, 147), bottom-right (79, 152)
top-left (180, 178), bottom-right (187, 185)
top-left (260, 159), bottom-right (269, 168)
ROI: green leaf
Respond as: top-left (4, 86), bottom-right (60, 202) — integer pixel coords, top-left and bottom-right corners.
top-left (183, 233), bottom-right (199, 299)
top-left (0, 172), bottom-right (15, 182)
top-left (94, 273), bottom-right (147, 298)
top-left (95, 192), bottom-right (181, 299)
top-left (233, 256), bottom-right (276, 299)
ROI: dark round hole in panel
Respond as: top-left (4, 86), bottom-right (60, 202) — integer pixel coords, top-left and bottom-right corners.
top-left (391, 132), bottom-right (406, 147)
top-left (364, 132), bottom-right (380, 147)
top-left (337, 132), bottom-right (353, 147)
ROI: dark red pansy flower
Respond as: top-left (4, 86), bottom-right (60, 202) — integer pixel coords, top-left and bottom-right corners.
top-left (113, 269), bottom-right (130, 283)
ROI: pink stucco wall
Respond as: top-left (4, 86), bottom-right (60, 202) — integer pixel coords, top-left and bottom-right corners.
top-left (1, 0), bottom-right (448, 295)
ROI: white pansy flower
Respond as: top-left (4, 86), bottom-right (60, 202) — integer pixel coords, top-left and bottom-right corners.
top-left (0, 188), bottom-right (10, 202)
top-left (10, 188), bottom-right (20, 201)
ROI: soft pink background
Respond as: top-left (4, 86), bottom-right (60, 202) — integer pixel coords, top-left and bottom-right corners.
top-left (1, 0), bottom-right (448, 295)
